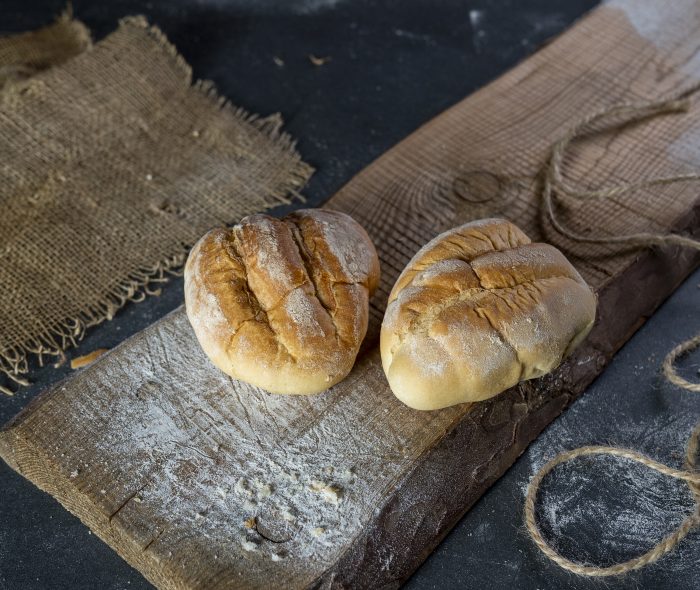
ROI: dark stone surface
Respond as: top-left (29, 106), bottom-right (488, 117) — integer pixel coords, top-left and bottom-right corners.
top-left (3, 1), bottom-right (697, 589)
top-left (404, 269), bottom-right (700, 590)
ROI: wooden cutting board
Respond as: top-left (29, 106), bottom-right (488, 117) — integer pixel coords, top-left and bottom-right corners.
top-left (3, 1), bottom-right (700, 588)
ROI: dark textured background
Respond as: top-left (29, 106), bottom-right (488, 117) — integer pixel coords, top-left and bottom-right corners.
top-left (1, 1), bottom-right (699, 589)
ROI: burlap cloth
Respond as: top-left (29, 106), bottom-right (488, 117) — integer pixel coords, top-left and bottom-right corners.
top-left (0, 10), bottom-right (91, 90)
top-left (0, 15), bottom-right (312, 392)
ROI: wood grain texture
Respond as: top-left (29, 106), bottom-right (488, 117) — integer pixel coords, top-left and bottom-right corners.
top-left (3, 2), bottom-right (700, 588)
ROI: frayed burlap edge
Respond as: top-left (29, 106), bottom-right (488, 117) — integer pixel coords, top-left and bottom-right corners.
top-left (0, 15), bottom-right (313, 395)
top-left (0, 6), bottom-right (92, 89)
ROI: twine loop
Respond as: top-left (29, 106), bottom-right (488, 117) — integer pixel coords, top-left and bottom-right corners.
top-left (543, 81), bottom-right (700, 252)
top-left (524, 422), bottom-right (700, 576)
top-left (663, 333), bottom-right (700, 393)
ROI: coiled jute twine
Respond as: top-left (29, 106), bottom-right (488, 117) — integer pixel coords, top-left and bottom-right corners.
top-left (525, 83), bottom-right (700, 576)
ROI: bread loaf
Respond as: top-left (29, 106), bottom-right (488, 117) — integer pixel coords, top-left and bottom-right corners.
top-left (380, 218), bottom-right (596, 410)
top-left (185, 209), bottom-right (380, 395)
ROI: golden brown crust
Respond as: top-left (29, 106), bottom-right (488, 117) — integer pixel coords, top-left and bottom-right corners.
top-left (380, 218), bottom-right (597, 410)
top-left (184, 209), bottom-right (379, 395)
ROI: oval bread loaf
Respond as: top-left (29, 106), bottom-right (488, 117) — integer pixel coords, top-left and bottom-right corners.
top-left (185, 209), bottom-right (380, 395)
top-left (380, 218), bottom-right (596, 410)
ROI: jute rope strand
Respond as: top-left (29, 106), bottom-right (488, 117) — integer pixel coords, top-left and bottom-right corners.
top-left (663, 333), bottom-right (700, 393)
top-left (543, 81), bottom-right (700, 251)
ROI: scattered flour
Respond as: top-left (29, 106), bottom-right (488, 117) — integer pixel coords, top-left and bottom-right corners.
top-left (234, 478), bottom-right (252, 497)
top-left (469, 9), bottom-right (484, 28)
top-left (318, 219), bottom-right (369, 283)
top-left (413, 338), bottom-right (449, 378)
top-left (244, 218), bottom-right (295, 292)
top-left (185, 244), bottom-right (228, 341)
top-left (74, 310), bottom-right (464, 584)
top-left (255, 481), bottom-right (273, 499)
top-left (280, 507), bottom-right (296, 523)
top-left (611, 0), bottom-right (700, 56)
top-left (284, 288), bottom-right (324, 338)
top-left (200, 0), bottom-right (346, 14)
top-left (309, 481), bottom-right (343, 505)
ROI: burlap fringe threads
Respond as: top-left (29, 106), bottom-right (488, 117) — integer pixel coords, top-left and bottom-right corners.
top-left (525, 84), bottom-right (700, 577)
top-left (0, 6), bottom-right (91, 90)
top-left (0, 254), bottom-right (184, 396)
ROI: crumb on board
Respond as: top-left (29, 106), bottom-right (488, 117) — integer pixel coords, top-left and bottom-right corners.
top-left (244, 516), bottom-right (257, 529)
top-left (309, 480), bottom-right (343, 504)
top-left (254, 480), bottom-right (273, 498)
top-left (310, 526), bottom-right (326, 537)
top-left (280, 507), bottom-right (296, 522)
top-left (308, 54), bottom-right (331, 66)
top-left (469, 9), bottom-right (484, 28)
top-left (70, 348), bottom-right (109, 369)
top-left (240, 536), bottom-right (258, 552)
top-left (235, 478), bottom-right (251, 497)
top-left (273, 56), bottom-right (284, 67)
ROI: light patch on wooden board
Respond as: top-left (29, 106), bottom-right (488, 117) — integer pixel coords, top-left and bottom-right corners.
top-left (30, 310), bottom-right (463, 586)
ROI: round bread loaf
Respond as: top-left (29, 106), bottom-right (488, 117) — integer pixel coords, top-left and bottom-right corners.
top-left (185, 209), bottom-right (380, 395)
top-left (380, 218), bottom-right (596, 410)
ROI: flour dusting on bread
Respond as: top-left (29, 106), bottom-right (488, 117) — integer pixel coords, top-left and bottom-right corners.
top-left (184, 209), bottom-right (380, 395)
top-left (381, 218), bottom-right (596, 410)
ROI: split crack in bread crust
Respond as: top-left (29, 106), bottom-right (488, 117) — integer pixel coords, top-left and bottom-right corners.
top-left (184, 209), bottom-right (380, 395)
top-left (380, 218), bottom-right (597, 410)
